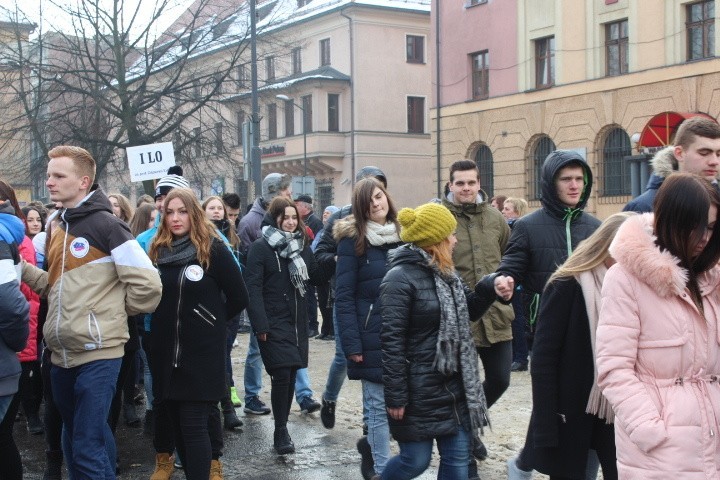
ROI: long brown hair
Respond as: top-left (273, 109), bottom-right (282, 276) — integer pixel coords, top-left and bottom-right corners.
top-left (422, 237), bottom-right (455, 276)
top-left (129, 203), bottom-right (156, 237)
top-left (149, 188), bottom-right (219, 269)
top-left (108, 193), bottom-right (134, 223)
top-left (350, 178), bottom-right (399, 256)
top-left (0, 179), bottom-right (24, 221)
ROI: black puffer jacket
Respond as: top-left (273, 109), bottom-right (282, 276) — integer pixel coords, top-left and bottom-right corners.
top-left (495, 150), bottom-right (600, 296)
top-left (380, 245), bottom-right (496, 442)
top-left (245, 215), bottom-right (329, 371)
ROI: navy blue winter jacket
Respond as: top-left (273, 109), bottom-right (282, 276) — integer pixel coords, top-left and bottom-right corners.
top-left (334, 218), bottom-right (402, 384)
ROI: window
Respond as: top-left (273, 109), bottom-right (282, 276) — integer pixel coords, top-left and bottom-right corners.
top-left (606, 19), bottom-right (628, 76)
top-left (602, 127), bottom-right (632, 196)
top-left (535, 36), bottom-right (555, 88)
top-left (265, 56), bottom-right (275, 81)
top-left (236, 110), bottom-right (245, 146)
top-left (406, 35), bottom-right (424, 63)
top-left (687, 1), bottom-right (715, 60)
top-left (302, 95), bottom-right (313, 133)
top-left (328, 94), bottom-right (339, 132)
top-left (528, 135), bottom-right (556, 200)
top-left (320, 39), bottom-right (331, 66)
top-left (193, 126), bottom-right (202, 156)
top-left (474, 145), bottom-right (494, 196)
top-left (292, 47), bottom-right (302, 75)
top-left (471, 50), bottom-right (489, 100)
top-left (215, 122), bottom-right (223, 153)
top-left (316, 181), bottom-right (333, 213)
top-left (407, 96), bottom-right (425, 134)
top-left (237, 63), bottom-right (248, 88)
top-left (267, 104), bottom-right (277, 140)
top-left (284, 99), bottom-right (294, 136)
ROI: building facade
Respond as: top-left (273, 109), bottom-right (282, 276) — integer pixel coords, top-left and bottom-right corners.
top-left (433, 0), bottom-right (719, 218)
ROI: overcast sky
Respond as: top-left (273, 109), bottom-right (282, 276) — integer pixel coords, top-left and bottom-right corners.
top-left (8, 0), bottom-right (193, 40)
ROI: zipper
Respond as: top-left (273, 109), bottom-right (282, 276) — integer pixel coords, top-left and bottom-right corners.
top-left (364, 304), bottom-right (374, 329)
top-left (174, 265), bottom-right (188, 367)
top-left (193, 308), bottom-right (215, 326)
top-left (557, 413), bottom-right (567, 423)
top-left (275, 252), bottom-right (281, 272)
top-left (444, 382), bottom-right (461, 425)
top-left (197, 303), bottom-right (217, 322)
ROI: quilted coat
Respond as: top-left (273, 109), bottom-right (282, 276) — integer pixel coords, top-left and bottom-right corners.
top-left (597, 213), bottom-right (720, 479)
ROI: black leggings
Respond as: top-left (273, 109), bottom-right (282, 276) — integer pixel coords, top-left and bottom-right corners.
top-left (268, 367), bottom-right (298, 429)
top-left (477, 340), bottom-right (512, 408)
top-left (166, 400), bottom-right (223, 480)
top-left (0, 393), bottom-right (22, 480)
top-left (18, 360), bottom-right (43, 419)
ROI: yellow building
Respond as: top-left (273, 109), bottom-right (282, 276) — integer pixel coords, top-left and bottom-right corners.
top-left (433, 0), bottom-right (719, 218)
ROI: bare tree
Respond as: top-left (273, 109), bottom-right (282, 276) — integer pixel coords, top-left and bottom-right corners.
top-left (0, 0), bottom-right (292, 197)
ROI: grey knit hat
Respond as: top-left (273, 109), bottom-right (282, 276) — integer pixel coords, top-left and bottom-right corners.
top-left (261, 173), bottom-right (291, 201)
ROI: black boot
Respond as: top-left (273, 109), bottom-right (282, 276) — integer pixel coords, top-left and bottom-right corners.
top-left (220, 395), bottom-right (243, 431)
top-left (273, 427), bottom-right (295, 455)
top-left (43, 450), bottom-right (63, 480)
top-left (27, 413), bottom-right (45, 435)
top-left (123, 402), bottom-right (141, 427)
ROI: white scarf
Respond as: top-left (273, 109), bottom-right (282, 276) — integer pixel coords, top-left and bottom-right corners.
top-left (577, 265), bottom-right (614, 423)
top-left (364, 221), bottom-right (401, 246)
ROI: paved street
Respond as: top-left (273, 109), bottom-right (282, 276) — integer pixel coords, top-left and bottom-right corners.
top-left (15, 332), bottom-right (540, 479)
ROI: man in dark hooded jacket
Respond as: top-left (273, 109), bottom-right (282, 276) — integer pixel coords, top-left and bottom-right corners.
top-left (485, 150), bottom-right (601, 479)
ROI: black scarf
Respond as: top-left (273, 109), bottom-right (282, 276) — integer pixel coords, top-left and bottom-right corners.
top-left (155, 235), bottom-right (198, 266)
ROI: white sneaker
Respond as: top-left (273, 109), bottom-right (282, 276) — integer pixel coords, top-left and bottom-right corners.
top-left (507, 456), bottom-right (532, 480)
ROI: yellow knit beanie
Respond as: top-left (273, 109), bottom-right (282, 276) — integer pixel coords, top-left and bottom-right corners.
top-left (398, 203), bottom-right (457, 248)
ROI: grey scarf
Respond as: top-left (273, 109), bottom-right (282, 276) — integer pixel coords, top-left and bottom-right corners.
top-left (262, 225), bottom-right (309, 295)
top-left (412, 245), bottom-right (489, 435)
top-left (155, 235), bottom-right (197, 266)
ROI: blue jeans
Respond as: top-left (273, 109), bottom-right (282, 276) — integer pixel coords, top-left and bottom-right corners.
top-left (322, 308), bottom-right (347, 402)
top-left (382, 428), bottom-right (470, 480)
top-left (244, 332), bottom-right (315, 406)
top-left (0, 394), bottom-right (12, 423)
top-left (52, 358), bottom-right (122, 480)
top-left (362, 380), bottom-right (390, 475)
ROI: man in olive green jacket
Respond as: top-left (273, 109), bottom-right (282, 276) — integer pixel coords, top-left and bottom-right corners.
top-left (442, 160), bottom-right (514, 471)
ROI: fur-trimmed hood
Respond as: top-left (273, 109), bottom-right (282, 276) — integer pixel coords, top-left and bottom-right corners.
top-left (649, 146), bottom-right (678, 179)
top-left (609, 213), bottom-right (720, 297)
top-left (333, 214), bottom-right (358, 241)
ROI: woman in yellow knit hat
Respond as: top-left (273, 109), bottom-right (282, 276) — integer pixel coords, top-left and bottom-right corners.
top-left (378, 203), bottom-right (497, 480)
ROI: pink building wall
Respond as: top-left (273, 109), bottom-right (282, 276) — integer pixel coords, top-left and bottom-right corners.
top-left (431, 0), bottom-right (518, 107)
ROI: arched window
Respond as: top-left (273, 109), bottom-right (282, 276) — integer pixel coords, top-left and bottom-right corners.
top-left (528, 135), bottom-right (556, 200)
top-left (602, 127), bottom-right (631, 196)
top-left (474, 144), bottom-right (494, 197)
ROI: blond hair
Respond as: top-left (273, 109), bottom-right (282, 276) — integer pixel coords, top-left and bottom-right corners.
top-left (504, 197), bottom-right (528, 217)
top-left (149, 188), bottom-right (219, 270)
top-left (548, 212), bottom-right (635, 285)
top-left (48, 145), bottom-right (96, 186)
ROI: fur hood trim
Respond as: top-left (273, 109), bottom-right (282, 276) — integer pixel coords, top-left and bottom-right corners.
top-left (609, 213), bottom-right (687, 297)
top-left (650, 146), bottom-right (678, 179)
top-left (333, 214), bottom-right (358, 241)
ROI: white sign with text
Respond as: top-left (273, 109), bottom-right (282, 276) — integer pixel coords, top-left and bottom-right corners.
top-left (126, 142), bottom-right (176, 182)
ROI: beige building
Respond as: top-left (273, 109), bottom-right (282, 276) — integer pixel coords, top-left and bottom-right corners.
top-left (434, 0), bottom-right (719, 219)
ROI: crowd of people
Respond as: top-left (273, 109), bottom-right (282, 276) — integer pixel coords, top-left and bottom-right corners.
top-left (0, 115), bottom-right (720, 480)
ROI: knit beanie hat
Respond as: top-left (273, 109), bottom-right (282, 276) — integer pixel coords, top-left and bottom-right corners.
top-left (398, 203), bottom-right (457, 248)
top-left (262, 173), bottom-right (291, 201)
top-left (155, 166), bottom-right (189, 199)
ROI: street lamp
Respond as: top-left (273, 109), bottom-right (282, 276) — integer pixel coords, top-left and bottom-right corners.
top-left (276, 94), bottom-right (308, 192)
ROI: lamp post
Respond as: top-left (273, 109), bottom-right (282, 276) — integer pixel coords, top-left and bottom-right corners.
top-left (276, 94), bottom-right (307, 193)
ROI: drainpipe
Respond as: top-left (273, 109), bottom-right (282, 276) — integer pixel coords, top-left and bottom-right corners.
top-left (340, 8), bottom-right (356, 187)
top-left (434, 0), bottom-right (441, 198)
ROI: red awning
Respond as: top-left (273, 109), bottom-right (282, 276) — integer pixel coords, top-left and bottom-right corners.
top-left (638, 111), bottom-right (717, 148)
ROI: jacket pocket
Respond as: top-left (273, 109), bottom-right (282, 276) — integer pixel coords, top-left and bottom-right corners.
top-left (637, 331), bottom-right (689, 349)
top-left (193, 304), bottom-right (216, 327)
top-left (86, 310), bottom-right (103, 350)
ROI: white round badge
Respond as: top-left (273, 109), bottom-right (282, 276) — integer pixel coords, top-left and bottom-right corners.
top-left (70, 237), bottom-right (90, 258)
top-left (185, 265), bottom-right (204, 282)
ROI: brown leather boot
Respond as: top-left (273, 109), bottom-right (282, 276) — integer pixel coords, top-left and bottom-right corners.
top-left (210, 459), bottom-right (223, 480)
top-left (150, 453), bottom-right (174, 480)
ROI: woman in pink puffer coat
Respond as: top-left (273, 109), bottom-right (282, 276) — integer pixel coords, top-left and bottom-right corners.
top-left (597, 173), bottom-right (720, 479)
